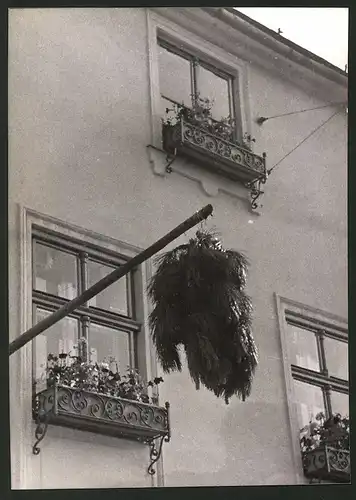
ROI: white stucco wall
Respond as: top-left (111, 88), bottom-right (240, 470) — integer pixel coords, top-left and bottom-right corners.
top-left (8, 8), bottom-right (347, 489)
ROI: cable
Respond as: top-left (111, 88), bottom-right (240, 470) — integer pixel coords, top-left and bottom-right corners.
top-left (257, 101), bottom-right (346, 124)
top-left (268, 109), bottom-right (341, 174)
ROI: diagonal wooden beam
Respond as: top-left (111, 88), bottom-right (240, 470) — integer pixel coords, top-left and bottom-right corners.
top-left (9, 204), bottom-right (213, 356)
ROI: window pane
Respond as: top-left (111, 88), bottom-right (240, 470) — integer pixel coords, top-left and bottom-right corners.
top-left (287, 324), bottom-right (320, 371)
top-left (158, 45), bottom-right (192, 106)
top-left (34, 242), bottom-right (78, 299)
top-left (324, 336), bottom-right (348, 380)
top-left (293, 379), bottom-right (325, 428)
top-left (197, 66), bottom-right (230, 121)
top-left (87, 260), bottom-right (128, 316)
top-left (88, 323), bottom-right (130, 372)
top-left (33, 308), bottom-right (79, 388)
top-left (331, 391), bottom-right (349, 416)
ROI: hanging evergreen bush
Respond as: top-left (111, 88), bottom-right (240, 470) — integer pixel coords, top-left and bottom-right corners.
top-left (148, 230), bottom-right (258, 404)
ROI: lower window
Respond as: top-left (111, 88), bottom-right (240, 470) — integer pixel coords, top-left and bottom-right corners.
top-left (31, 227), bottom-right (141, 388)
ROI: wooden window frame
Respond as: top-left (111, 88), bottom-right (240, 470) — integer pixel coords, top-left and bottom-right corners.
top-left (275, 295), bottom-right (348, 483)
top-left (157, 37), bottom-right (241, 141)
top-left (286, 310), bottom-right (348, 420)
top-left (15, 206), bottom-right (160, 488)
top-left (31, 226), bottom-right (141, 372)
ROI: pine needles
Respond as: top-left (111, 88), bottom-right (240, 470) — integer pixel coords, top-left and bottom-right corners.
top-left (148, 230), bottom-right (258, 404)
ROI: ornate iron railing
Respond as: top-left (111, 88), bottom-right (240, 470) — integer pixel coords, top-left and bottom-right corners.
top-left (162, 119), bottom-right (267, 185)
top-left (32, 384), bottom-right (170, 475)
top-left (302, 445), bottom-right (350, 483)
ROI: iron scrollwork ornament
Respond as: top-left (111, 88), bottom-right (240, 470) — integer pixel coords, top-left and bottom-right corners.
top-left (147, 401), bottom-right (171, 475)
top-left (32, 394), bottom-right (52, 455)
top-left (245, 159), bottom-right (269, 211)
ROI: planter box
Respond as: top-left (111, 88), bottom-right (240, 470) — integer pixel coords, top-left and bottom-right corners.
top-left (163, 119), bottom-right (266, 183)
top-left (33, 384), bottom-right (170, 443)
top-left (302, 445), bottom-right (350, 483)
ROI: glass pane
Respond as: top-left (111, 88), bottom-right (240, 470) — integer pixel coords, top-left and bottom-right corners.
top-left (33, 308), bottom-right (79, 388)
top-left (158, 45), bottom-right (192, 106)
top-left (197, 66), bottom-right (230, 121)
top-left (293, 379), bottom-right (325, 429)
top-left (324, 336), bottom-right (348, 380)
top-left (34, 242), bottom-right (78, 299)
top-left (88, 323), bottom-right (130, 372)
top-left (287, 324), bottom-right (320, 371)
top-left (87, 260), bottom-right (128, 316)
top-left (331, 391), bottom-right (349, 416)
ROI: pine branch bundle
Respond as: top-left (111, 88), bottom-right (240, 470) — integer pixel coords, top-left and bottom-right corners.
top-left (148, 230), bottom-right (258, 404)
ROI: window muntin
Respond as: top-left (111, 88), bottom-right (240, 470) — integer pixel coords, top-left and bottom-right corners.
top-left (286, 317), bottom-right (349, 422)
top-left (32, 230), bottom-right (138, 383)
top-left (158, 39), bottom-right (236, 132)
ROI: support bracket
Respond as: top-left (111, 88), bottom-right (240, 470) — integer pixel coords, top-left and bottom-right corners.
top-left (32, 408), bottom-right (51, 455)
top-left (245, 170), bottom-right (269, 211)
top-left (146, 401), bottom-right (171, 475)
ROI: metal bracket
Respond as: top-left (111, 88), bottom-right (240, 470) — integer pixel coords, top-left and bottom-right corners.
top-left (146, 144), bottom-right (177, 174)
top-left (245, 170), bottom-right (269, 211)
top-left (33, 409), bottom-right (51, 455)
top-left (165, 149), bottom-right (177, 173)
top-left (146, 401), bottom-right (171, 476)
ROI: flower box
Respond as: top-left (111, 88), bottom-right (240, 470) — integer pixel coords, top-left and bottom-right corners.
top-left (302, 445), bottom-right (350, 483)
top-left (162, 119), bottom-right (266, 184)
top-left (33, 384), bottom-right (170, 444)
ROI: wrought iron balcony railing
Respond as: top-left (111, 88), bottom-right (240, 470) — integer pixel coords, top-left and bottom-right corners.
top-left (162, 119), bottom-right (267, 184)
top-left (32, 384), bottom-right (170, 475)
top-left (302, 445), bottom-right (350, 483)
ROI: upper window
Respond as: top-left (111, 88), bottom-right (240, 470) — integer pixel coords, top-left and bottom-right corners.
top-left (157, 38), bottom-right (238, 135)
top-left (285, 311), bottom-right (349, 429)
top-left (32, 227), bottom-right (140, 385)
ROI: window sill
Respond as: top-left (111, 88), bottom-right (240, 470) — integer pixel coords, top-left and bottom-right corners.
top-left (162, 119), bottom-right (266, 184)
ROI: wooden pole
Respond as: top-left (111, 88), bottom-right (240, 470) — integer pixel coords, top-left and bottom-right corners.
top-left (9, 204), bottom-right (213, 356)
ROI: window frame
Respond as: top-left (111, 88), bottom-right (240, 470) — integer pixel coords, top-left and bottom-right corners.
top-left (276, 295), bottom-right (348, 484)
top-left (286, 310), bottom-right (348, 420)
top-left (31, 226), bottom-right (141, 374)
top-left (146, 9), bottom-right (251, 154)
top-left (17, 207), bottom-right (159, 488)
top-left (157, 36), bottom-right (241, 141)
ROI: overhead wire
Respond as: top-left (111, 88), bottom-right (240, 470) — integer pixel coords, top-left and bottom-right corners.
top-left (257, 101), bottom-right (346, 123)
top-left (268, 109), bottom-right (342, 175)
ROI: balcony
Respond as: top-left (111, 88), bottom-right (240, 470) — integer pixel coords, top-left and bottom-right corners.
top-left (302, 445), bottom-right (350, 483)
top-left (33, 384), bottom-right (170, 474)
top-left (162, 119), bottom-right (266, 184)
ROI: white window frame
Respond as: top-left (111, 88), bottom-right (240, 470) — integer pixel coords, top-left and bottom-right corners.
top-left (275, 294), bottom-right (348, 484)
top-left (15, 206), bottom-right (159, 488)
top-left (146, 9), bottom-right (252, 151)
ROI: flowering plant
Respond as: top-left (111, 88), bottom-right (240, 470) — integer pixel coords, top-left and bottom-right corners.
top-left (300, 412), bottom-right (350, 453)
top-left (37, 338), bottom-right (164, 405)
top-left (162, 93), bottom-right (255, 151)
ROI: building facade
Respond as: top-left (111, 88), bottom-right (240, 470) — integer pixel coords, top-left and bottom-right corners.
top-left (8, 7), bottom-right (348, 489)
